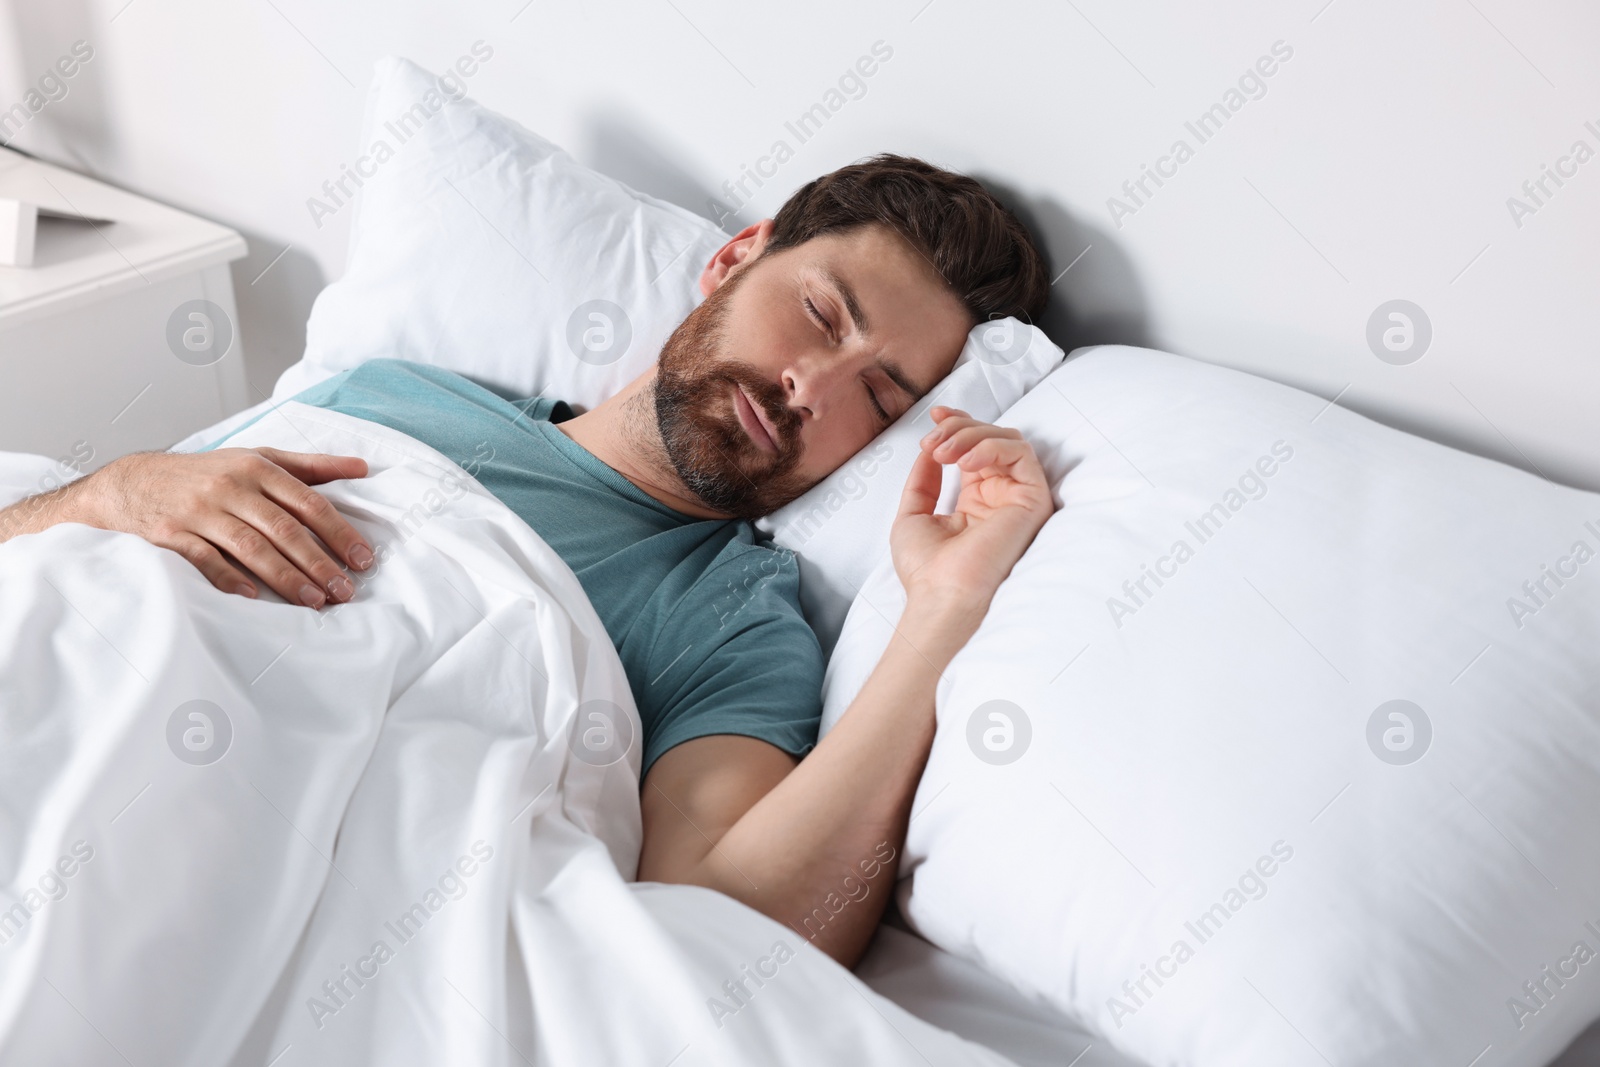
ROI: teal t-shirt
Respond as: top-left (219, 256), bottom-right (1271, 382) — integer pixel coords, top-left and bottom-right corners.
top-left (210, 359), bottom-right (823, 775)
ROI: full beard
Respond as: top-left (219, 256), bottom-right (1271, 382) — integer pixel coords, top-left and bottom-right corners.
top-left (651, 270), bottom-right (814, 519)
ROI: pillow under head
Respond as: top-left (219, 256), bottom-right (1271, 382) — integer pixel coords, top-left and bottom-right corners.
top-left (274, 56), bottom-right (726, 409)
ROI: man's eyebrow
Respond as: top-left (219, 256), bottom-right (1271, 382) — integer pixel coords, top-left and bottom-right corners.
top-left (818, 266), bottom-right (871, 339)
top-left (815, 265), bottom-right (931, 401)
top-left (875, 357), bottom-right (929, 402)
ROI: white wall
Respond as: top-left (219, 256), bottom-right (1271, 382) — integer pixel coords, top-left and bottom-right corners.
top-left (3, 0), bottom-right (1596, 489)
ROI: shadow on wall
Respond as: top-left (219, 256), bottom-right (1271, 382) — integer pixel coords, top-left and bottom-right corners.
top-left (582, 106), bottom-right (737, 237)
top-left (0, 0), bottom-right (116, 173)
top-left (974, 174), bottom-right (1150, 356)
top-left (1554, 1018), bottom-right (1600, 1067)
top-left (226, 233), bottom-right (327, 400)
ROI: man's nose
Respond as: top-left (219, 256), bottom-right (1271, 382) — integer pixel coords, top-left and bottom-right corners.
top-left (781, 349), bottom-right (855, 422)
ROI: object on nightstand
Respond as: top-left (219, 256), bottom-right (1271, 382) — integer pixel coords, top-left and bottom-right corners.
top-left (0, 147), bottom-right (250, 470)
top-left (0, 198), bottom-right (110, 267)
top-left (0, 199), bottom-right (37, 268)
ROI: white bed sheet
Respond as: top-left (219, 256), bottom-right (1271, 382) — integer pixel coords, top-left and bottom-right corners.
top-left (1, 409), bottom-right (1017, 1067)
top-left (860, 916), bottom-right (1600, 1067)
top-left (857, 917), bottom-right (1140, 1067)
top-left (43, 400), bottom-right (1600, 1067)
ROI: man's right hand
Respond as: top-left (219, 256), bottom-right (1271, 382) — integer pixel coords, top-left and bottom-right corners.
top-left (0, 447), bottom-right (373, 608)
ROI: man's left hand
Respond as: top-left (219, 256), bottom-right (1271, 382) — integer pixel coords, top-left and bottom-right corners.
top-left (890, 405), bottom-right (1055, 630)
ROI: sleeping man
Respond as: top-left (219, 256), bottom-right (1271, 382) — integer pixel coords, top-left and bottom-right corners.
top-left (0, 155), bottom-right (1055, 970)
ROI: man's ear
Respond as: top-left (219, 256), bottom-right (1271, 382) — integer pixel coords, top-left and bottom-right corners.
top-left (699, 218), bottom-right (775, 296)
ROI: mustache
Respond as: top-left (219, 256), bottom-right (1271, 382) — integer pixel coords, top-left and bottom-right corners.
top-left (723, 371), bottom-right (800, 455)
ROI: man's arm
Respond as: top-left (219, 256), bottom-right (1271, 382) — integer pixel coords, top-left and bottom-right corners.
top-left (0, 447), bottom-right (374, 608)
top-left (638, 406), bottom-right (1053, 967)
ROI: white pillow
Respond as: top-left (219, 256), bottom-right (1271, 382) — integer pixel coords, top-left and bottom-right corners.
top-left (757, 318), bottom-right (1063, 655)
top-left (271, 56), bottom-right (728, 409)
top-left (821, 345), bottom-right (1600, 1066)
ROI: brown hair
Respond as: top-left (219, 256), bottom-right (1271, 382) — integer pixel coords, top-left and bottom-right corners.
top-left (765, 154), bottom-right (1050, 325)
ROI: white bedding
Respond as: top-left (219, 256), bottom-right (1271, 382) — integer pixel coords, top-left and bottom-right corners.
top-left (12, 401), bottom-right (1600, 1067)
top-left (0, 405), bottom-right (1014, 1067)
top-left (857, 919), bottom-right (1141, 1067)
top-left (854, 920), bottom-right (1600, 1067)
top-left (824, 346), bottom-right (1600, 1066)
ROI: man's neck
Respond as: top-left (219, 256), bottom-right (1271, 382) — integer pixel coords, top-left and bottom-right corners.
top-left (554, 371), bottom-right (731, 520)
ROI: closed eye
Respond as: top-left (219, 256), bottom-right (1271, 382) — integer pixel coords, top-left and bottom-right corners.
top-left (807, 292), bottom-right (886, 422)
top-left (803, 295), bottom-right (832, 337)
top-left (865, 383), bottom-right (890, 423)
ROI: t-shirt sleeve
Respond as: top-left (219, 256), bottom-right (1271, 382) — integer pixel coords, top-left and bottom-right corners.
top-left (640, 546), bottom-right (825, 777)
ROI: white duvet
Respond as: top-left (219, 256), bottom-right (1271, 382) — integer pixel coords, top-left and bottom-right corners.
top-left (0, 404), bottom-right (1013, 1067)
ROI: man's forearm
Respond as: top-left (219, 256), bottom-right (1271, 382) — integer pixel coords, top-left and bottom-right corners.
top-left (656, 596), bottom-right (981, 967)
top-left (639, 409), bottom-right (1050, 966)
top-left (0, 475), bottom-right (94, 544)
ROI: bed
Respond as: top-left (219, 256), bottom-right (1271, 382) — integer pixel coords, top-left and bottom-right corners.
top-left (9, 353), bottom-right (1600, 1066)
top-left (4, 54), bottom-right (1600, 1067)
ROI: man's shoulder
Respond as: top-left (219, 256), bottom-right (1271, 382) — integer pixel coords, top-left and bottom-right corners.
top-left (342, 357), bottom-right (456, 386)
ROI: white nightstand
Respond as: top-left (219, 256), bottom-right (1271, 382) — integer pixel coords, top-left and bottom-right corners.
top-left (0, 146), bottom-right (250, 473)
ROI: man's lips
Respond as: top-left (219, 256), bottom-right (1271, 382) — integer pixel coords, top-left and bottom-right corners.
top-left (733, 384), bottom-right (780, 453)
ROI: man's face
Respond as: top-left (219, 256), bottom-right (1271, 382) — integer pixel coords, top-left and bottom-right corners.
top-left (653, 223), bottom-right (973, 519)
